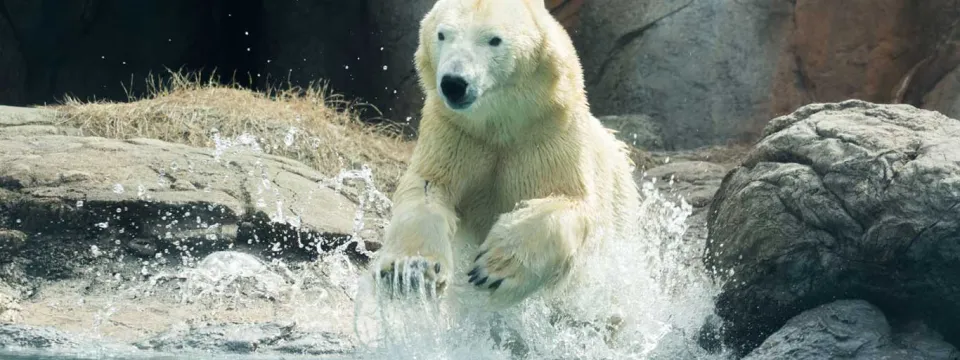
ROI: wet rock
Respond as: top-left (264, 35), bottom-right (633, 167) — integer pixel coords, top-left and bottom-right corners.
top-left (133, 322), bottom-right (354, 355)
top-left (706, 100), bottom-right (960, 355)
top-left (639, 161), bottom-right (729, 209)
top-left (0, 230), bottom-right (26, 260)
top-left (743, 300), bottom-right (960, 360)
top-left (180, 251), bottom-right (293, 302)
top-left (0, 106), bottom-right (371, 280)
top-left (0, 324), bottom-right (136, 353)
top-left (598, 114), bottom-right (664, 151)
top-left (0, 291), bottom-right (21, 324)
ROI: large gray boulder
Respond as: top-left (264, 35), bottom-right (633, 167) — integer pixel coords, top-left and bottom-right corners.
top-left (0, 107), bottom-right (375, 281)
top-left (705, 100), bottom-right (960, 355)
top-left (743, 300), bottom-right (960, 360)
top-left (573, 0), bottom-right (795, 149)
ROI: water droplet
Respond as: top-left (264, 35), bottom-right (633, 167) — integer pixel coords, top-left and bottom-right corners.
top-left (113, 184), bottom-right (125, 194)
top-left (383, 65), bottom-right (388, 70)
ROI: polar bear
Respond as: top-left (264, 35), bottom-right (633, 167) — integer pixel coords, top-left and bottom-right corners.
top-left (371, 0), bottom-right (639, 306)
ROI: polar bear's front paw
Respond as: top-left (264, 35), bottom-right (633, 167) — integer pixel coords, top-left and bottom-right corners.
top-left (468, 244), bottom-right (545, 305)
top-left (373, 254), bottom-right (448, 299)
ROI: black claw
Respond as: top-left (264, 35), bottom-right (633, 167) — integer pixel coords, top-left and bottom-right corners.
top-left (468, 274), bottom-right (478, 284)
top-left (489, 279), bottom-right (503, 290)
top-left (435, 263), bottom-right (441, 274)
top-left (467, 267), bottom-right (478, 277)
top-left (474, 251), bottom-right (487, 262)
top-left (379, 270), bottom-right (389, 278)
top-left (475, 276), bottom-right (488, 286)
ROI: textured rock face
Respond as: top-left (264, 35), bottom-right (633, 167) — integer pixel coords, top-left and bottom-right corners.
top-left (573, 0), bottom-right (796, 150)
top-left (742, 300), bottom-right (960, 360)
top-left (771, 0), bottom-right (960, 119)
top-left (705, 100), bottom-right (960, 355)
top-left (0, 107), bottom-right (377, 278)
top-left (573, 0), bottom-right (960, 149)
top-left (923, 65), bottom-right (960, 120)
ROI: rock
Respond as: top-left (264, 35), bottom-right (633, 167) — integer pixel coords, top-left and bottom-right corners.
top-left (180, 251), bottom-right (293, 303)
top-left (598, 114), bottom-right (664, 150)
top-left (923, 65), bottom-right (960, 120)
top-left (0, 291), bottom-right (21, 324)
top-left (0, 105), bottom-right (79, 137)
top-left (639, 161), bottom-right (728, 208)
top-left (546, 0), bottom-right (585, 30)
top-left (0, 230), bottom-right (26, 262)
top-left (743, 300), bottom-right (960, 360)
top-left (133, 322), bottom-right (353, 355)
top-left (772, 0), bottom-right (960, 120)
top-left (705, 100), bottom-right (960, 355)
top-left (0, 324), bottom-right (136, 353)
top-left (574, 0), bottom-right (796, 149)
top-left (0, 106), bottom-right (370, 279)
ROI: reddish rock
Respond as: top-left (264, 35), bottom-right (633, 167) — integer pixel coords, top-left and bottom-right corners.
top-left (547, 0), bottom-right (584, 30)
top-left (771, 0), bottom-right (960, 120)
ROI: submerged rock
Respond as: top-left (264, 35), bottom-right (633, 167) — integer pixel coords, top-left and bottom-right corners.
top-left (743, 300), bottom-right (960, 360)
top-left (706, 100), bottom-right (960, 354)
top-left (133, 322), bottom-right (354, 355)
top-left (0, 324), bottom-right (138, 353)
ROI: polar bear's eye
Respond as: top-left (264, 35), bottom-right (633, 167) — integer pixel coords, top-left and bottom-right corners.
top-left (438, 32), bottom-right (445, 41)
top-left (489, 37), bottom-right (502, 47)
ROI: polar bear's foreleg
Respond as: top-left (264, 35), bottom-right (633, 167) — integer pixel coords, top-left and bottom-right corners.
top-left (468, 196), bottom-right (591, 305)
top-left (372, 173), bottom-right (458, 298)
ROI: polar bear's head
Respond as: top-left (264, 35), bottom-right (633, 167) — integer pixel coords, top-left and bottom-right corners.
top-left (414, 0), bottom-right (585, 125)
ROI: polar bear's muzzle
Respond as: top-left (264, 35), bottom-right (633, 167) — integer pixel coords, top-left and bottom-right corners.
top-left (440, 74), bottom-right (475, 110)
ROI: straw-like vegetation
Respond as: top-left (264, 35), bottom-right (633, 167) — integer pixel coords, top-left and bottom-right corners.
top-left (48, 70), bottom-right (413, 192)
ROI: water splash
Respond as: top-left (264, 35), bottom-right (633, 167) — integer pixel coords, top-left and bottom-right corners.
top-left (349, 180), bottom-right (728, 359)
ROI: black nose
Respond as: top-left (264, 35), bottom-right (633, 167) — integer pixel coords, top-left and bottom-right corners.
top-left (440, 75), bottom-right (468, 103)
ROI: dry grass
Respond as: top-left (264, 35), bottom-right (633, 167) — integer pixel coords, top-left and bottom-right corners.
top-left (47, 70), bottom-right (413, 192)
